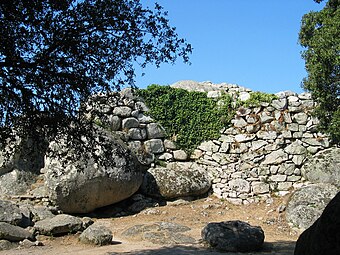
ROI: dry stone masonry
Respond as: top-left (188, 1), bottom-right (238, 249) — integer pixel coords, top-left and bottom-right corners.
top-left (85, 81), bottom-right (334, 204)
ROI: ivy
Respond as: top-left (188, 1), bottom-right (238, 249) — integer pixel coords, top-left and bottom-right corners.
top-left (137, 85), bottom-right (234, 154)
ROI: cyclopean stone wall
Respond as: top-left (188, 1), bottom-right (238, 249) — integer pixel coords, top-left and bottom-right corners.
top-left (85, 81), bottom-right (332, 204)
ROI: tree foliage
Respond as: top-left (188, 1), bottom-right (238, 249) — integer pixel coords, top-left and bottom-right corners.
top-left (299, 0), bottom-right (340, 143)
top-left (0, 0), bottom-right (192, 147)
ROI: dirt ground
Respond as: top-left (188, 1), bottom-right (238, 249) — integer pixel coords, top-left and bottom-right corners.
top-left (0, 195), bottom-right (300, 255)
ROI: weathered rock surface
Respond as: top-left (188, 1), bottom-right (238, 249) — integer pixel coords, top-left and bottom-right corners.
top-left (141, 162), bottom-right (211, 199)
top-left (34, 214), bottom-right (84, 236)
top-left (0, 169), bottom-right (38, 197)
top-left (286, 184), bottom-right (338, 230)
top-left (0, 136), bottom-right (47, 198)
top-left (301, 147), bottom-right (340, 187)
top-left (0, 222), bottom-right (34, 242)
top-left (201, 220), bottom-right (265, 252)
top-left (0, 200), bottom-right (29, 227)
top-left (0, 239), bottom-right (18, 251)
top-left (122, 222), bottom-right (195, 245)
top-left (43, 128), bottom-right (145, 213)
top-left (294, 192), bottom-right (340, 255)
top-left (79, 222), bottom-right (113, 246)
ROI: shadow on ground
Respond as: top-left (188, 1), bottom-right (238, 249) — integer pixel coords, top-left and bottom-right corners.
top-left (108, 240), bottom-right (296, 255)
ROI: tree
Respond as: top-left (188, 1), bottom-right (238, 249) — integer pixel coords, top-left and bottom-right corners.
top-left (0, 0), bottom-right (191, 151)
top-left (299, 0), bottom-right (340, 143)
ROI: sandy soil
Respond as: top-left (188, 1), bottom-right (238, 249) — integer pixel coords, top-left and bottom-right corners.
top-left (0, 195), bottom-right (299, 255)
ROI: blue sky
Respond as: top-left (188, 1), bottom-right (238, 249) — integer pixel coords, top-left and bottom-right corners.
top-left (136, 0), bottom-right (325, 94)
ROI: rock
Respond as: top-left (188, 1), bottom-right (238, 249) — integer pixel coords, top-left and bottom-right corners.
top-left (294, 192), bottom-right (340, 255)
top-left (228, 179), bottom-right (250, 194)
top-left (112, 106), bottom-right (132, 117)
top-left (292, 112), bottom-right (308, 125)
top-left (173, 150), bottom-right (188, 161)
top-left (198, 141), bottom-right (219, 153)
top-left (0, 239), bottom-right (18, 251)
top-left (286, 184), bottom-right (338, 230)
top-left (239, 92), bottom-right (251, 101)
top-left (271, 98), bottom-right (288, 110)
top-left (163, 139), bottom-right (176, 150)
top-left (144, 139), bottom-right (165, 154)
top-left (0, 136), bottom-right (47, 197)
top-left (0, 200), bottom-right (29, 227)
top-left (0, 169), bottom-right (38, 197)
top-left (284, 141), bottom-right (307, 155)
top-left (34, 214), bottom-right (83, 236)
top-left (252, 182), bottom-right (270, 195)
top-left (262, 149), bottom-right (288, 165)
top-left (43, 128), bottom-right (145, 213)
top-left (233, 117), bottom-right (248, 128)
top-left (108, 115), bottom-right (121, 131)
top-left (122, 117), bottom-right (139, 129)
top-left (24, 205), bottom-right (55, 222)
top-left (301, 147), bottom-right (340, 187)
top-left (146, 123), bottom-right (166, 139)
top-left (79, 222), bottom-right (113, 246)
top-left (0, 222), bottom-right (35, 242)
top-left (201, 220), bottom-right (265, 252)
top-left (128, 128), bottom-right (147, 140)
top-left (19, 239), bottom-right (44, 248)
top-left (122, 222), bottom-right (194, 245)
top-left (141, 162), bottom-right (211, 199)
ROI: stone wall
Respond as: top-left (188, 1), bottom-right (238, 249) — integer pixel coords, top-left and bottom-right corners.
top-left (86, 82), bottom-right (332, 204)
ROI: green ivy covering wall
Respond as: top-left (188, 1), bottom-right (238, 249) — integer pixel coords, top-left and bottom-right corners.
top-left (137, 85), bottom-right (234, 154)
top-left (137, 85), bottom-right (278, 154)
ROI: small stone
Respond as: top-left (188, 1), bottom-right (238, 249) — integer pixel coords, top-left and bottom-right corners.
top-left (122, 117), bottom-right (139, 129)
top-left (79, 223), bottom-right (113, 246)
top-left (173, 150), bottom-right (188, 161)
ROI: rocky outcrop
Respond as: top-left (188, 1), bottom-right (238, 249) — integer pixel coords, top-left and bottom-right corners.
top-left (201, 220), bottom-right (265, 252)
top-left (301, 147), bottom-right (340, 187)
top-left (141, 162), bottom-right (211, 199)
top-left (294, 192), bottom-right (340, 255)
top-left (286, 183), bottom-right (338, 230)
top-left (122, 222), bottom-right (195, 245)
top-left (43, 128), bottom-right (145, 213)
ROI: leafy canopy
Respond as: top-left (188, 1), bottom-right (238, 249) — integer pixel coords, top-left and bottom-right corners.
top-left (0, 0), bottom-right (192, 145)
top-left (299, 0), bottom-right (340, 143)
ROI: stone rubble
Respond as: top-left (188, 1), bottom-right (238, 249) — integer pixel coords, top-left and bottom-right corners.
top-left (85, 82), bottom-right (334, 204)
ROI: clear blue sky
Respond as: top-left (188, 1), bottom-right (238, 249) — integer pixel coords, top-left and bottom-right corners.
top-left (136, 0), bottom-right (325, 94)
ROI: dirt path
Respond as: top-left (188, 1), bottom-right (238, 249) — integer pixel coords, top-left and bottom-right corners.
top-left (0, 195), bottom-right (299, 255)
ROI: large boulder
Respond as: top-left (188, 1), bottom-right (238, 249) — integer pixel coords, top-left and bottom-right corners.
top-left (34, 214), bottom-right (84, 236)
top-left (0, 222), bottom-right (35, 242)
top-left (0, 136), bottom-right (47, 198)
top-left (43, 128), bottom-right (145, 213)
top-left (140, 162), bottom-right (211, 199)
top-left (286, 183), bottom-right (338, 230)
top-left (0, 200), bottom-right (30, 227)
top-left (294, 192), bottom-right (340, 255)
top-left (201, 220), bottom-right (265, 252)
top-left (301, 147), bottom-right (340, 187)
